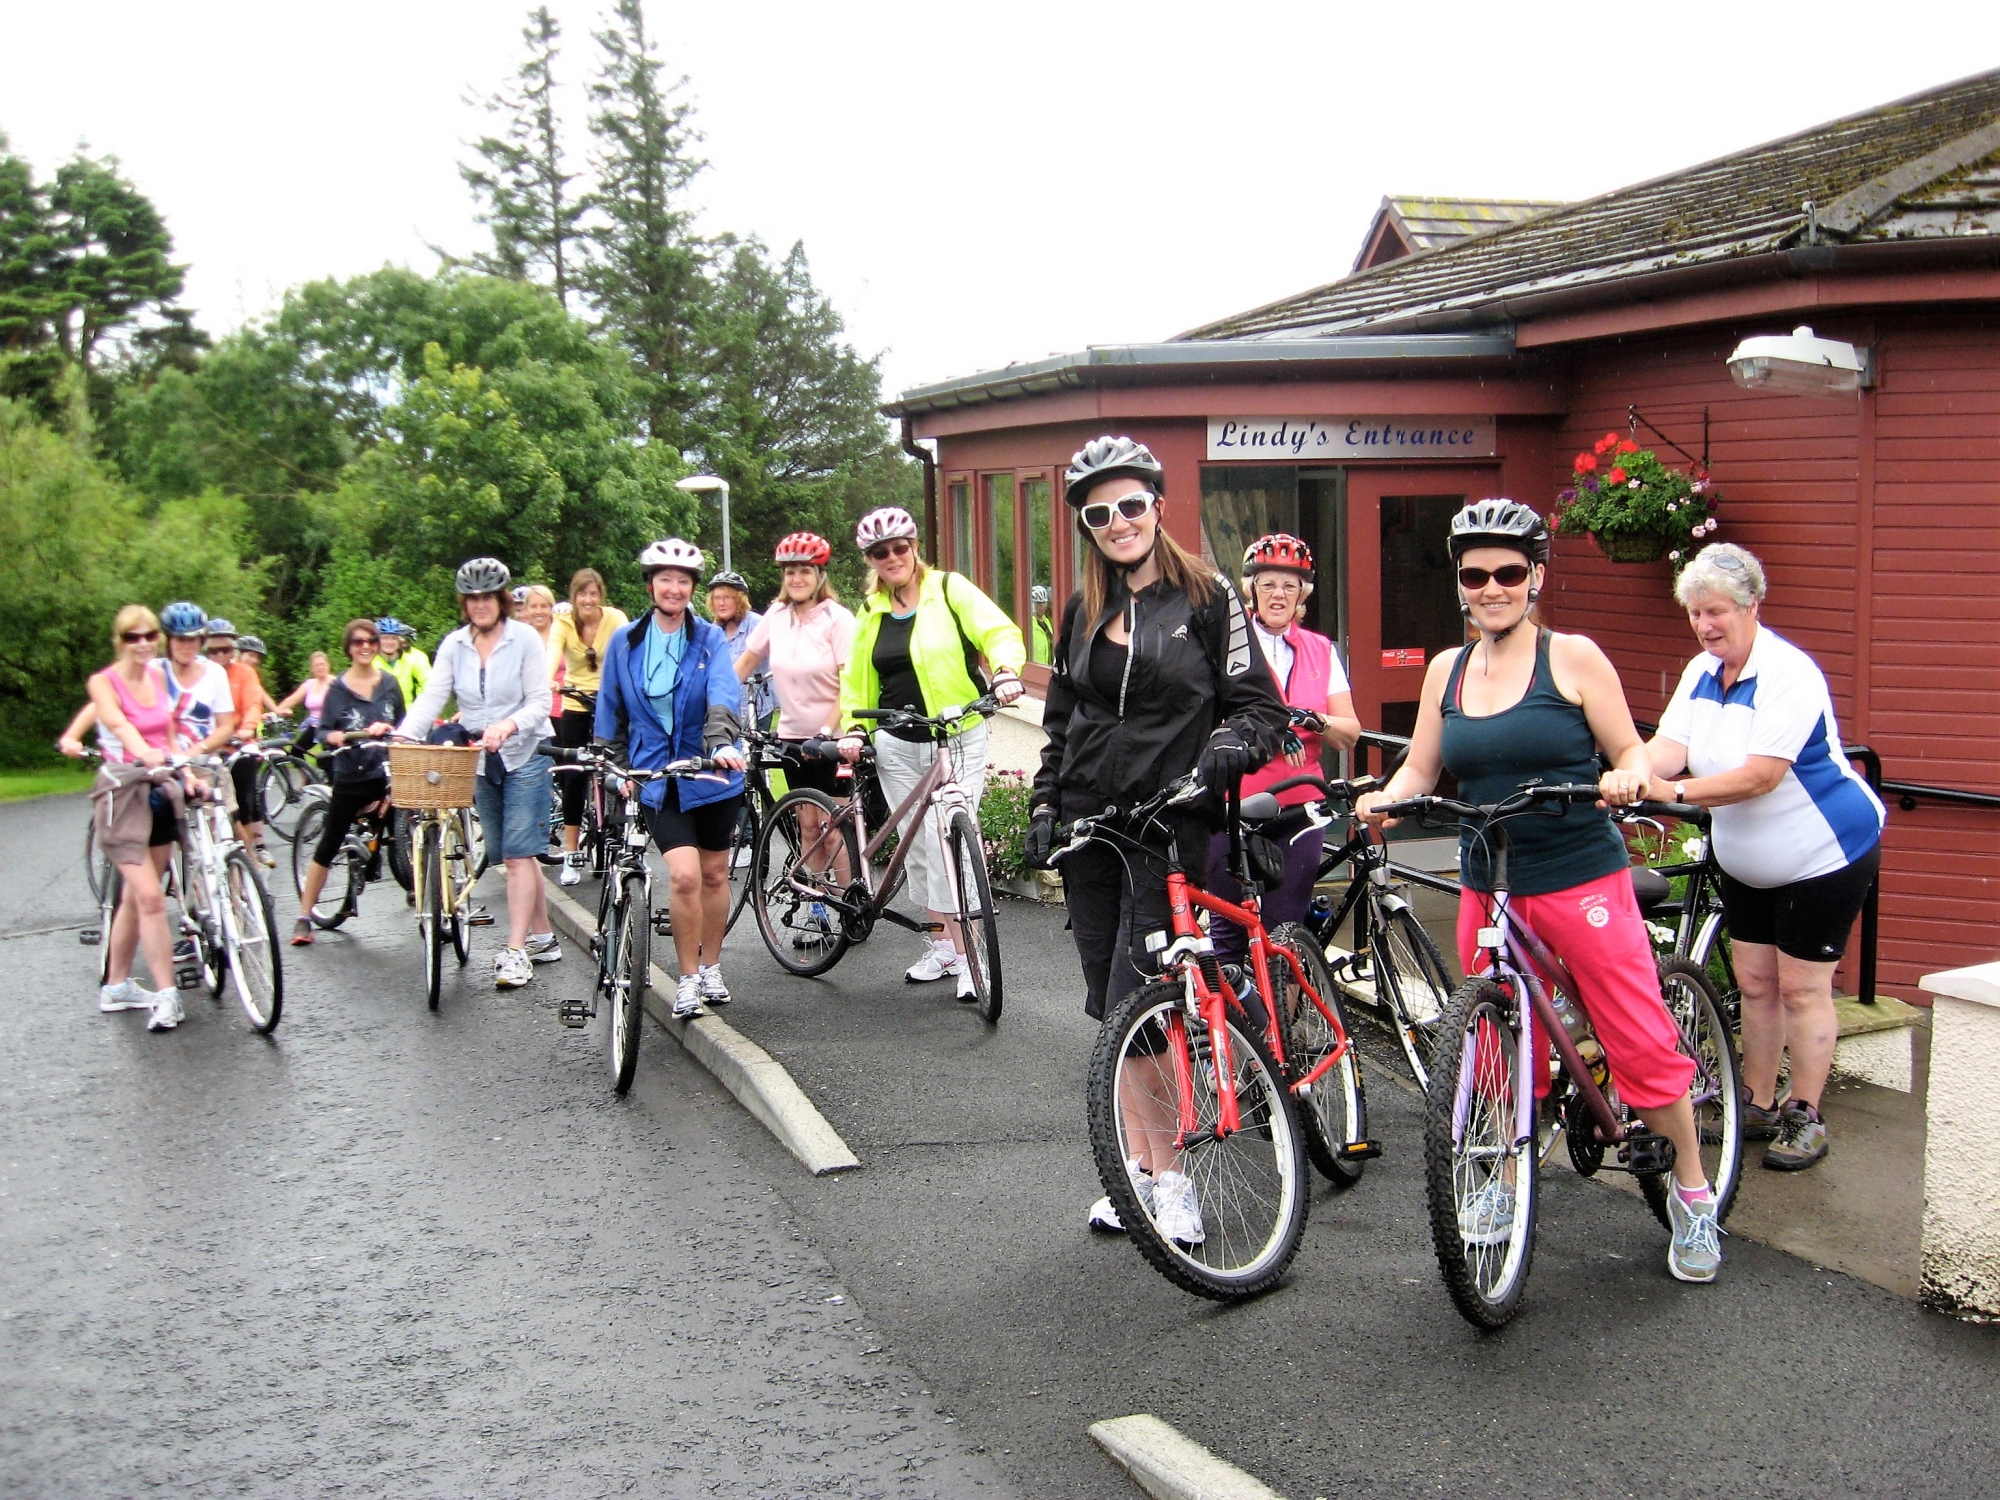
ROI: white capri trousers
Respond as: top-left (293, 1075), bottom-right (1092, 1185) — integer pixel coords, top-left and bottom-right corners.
top-left (871, 721), bottom-right (990, 915)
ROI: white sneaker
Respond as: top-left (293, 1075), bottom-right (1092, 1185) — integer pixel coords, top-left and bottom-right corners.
top-left (905, 937), bottom-right (962, 983)
top-left (525, 932), bottom-right (563, 964)
top-left (672, 972), bottom-right (705, 1020)
top-left (99, 978), bottom-right (149, 1012)
top-left (145, 987), bottom-right (185, 1032)
top-left (493, 947), bottom-right (533, 989)
top-left (697, 964), bottom-right (731, 1005)
top-left (558, 852), bottom-right (585, 887)
top-left (955, 966), bottom-right (977, 1003)
top-left (1088, 1159), bottom-right (1156, 1233)
top-left (1151, 1169), bottom-right (1205, 1246)
top-left (792, 901), bottom-right (834, 949)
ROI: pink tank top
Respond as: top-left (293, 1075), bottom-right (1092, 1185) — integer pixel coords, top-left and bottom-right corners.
top-left (98, 668), bottom-right (174, 759)
top-left (303, 677), bottom-right (330, 725)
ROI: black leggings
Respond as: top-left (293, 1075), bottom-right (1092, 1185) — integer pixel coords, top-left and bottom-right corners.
top-left (1061, 807), bottom-right (1212, 1022)
top-left (231, 755), bottom-right (262, 823)
top-left (555, 709), bottom-right (595, 827)
top-left (313, 779), bottom-right (389, 868)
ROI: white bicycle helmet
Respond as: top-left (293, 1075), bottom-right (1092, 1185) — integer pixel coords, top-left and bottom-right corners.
top-left (1065, 436), bottom-right (1165, 508)
top-left (855, 507), bottom-right (919, 550)
top-left (637, 537), bottom-right (705, 579)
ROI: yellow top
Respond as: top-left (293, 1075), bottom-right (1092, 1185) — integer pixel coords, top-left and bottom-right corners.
top-left (548, 606), bottom-right (630, 695)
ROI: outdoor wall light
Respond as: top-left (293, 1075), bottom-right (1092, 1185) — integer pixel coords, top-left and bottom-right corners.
top-left (1727, 325), bottom-right (1874, 396)
top-left (675, 474), bottom-right (732, 571)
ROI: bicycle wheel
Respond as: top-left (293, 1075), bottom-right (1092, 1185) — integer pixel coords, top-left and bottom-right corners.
top-left (1087, 980), bottom-right (1310, 1300)
top-left (1639, 956), bottom-right (1744, 1227)
top-left (85, 817), bottom-right (108, 903)
top-left (444, 816), bottom-right (472, 966)
top-left (1372, 901), bottom-right (1456, 1090)
top-left (610, 872), bottom-right (650, 1094)
top-left (946, 809), bottom-right (1003, 1024)
top-left (464, 806), bottom-right (490, 879)
top-left (259, 757), bottom-right (315, 843)
top-left (1268, 923), bottom-right (1368, 1185)
top-left (220, 848), bottom-right (282, 1033)
top-left (387, 809), bottom-right (414, 892)
top-left (421, 826), bottom-right (444, 1011)
top-left (95, 864), bottom-right (123, 985)
top-left (752, 789), bottom-right (855, 977)
top-left (723, 797), bottom-right (760, 934)
top-left (1424, 976), bottom-right (1538, 1329)
top-left (291, 801), bottom-right (358, 929)
top-left (593, 858), bottom-right (622, 993)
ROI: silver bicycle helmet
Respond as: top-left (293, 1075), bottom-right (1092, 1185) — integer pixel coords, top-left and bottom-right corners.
top-left (1448, 499), bottom-right (1551, 565)
top-left (201, 618), bottom-right (239, 640)
top-left (236, 635), bottom-right (267, 656)
top-left (855, 507), bottom-right (919, 549)
top-left (705, 569), bottom-right (750, 592)
top-left (1064, 436), bottom-right (1165, 508)
top-left (455, 556), bottom-right (512, 596)
top-left (637, 538), bottom-right (705, 579)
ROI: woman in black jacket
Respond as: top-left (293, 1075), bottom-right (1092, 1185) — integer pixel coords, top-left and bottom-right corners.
top-left (1030, 436), bottom-right (1288, 1018)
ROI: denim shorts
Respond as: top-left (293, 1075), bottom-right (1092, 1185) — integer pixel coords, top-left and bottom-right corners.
top-left (473, 749), bottom-right (553, 862)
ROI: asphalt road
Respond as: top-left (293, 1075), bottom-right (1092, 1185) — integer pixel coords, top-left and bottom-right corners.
top-left (7, 788), bottom-right (2000, 1500)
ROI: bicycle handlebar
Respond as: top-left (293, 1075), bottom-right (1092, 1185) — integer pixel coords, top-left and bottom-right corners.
top-left (534, 741), bottom-right (727, 784)
top-left (846, 695), bottom-right (1004, 736)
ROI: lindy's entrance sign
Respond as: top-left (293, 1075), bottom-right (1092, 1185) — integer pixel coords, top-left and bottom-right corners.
top-left (1206, 416), bottom-right (1496, 460)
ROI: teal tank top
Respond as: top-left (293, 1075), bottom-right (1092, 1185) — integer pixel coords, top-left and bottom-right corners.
top-left (1438, 630), bottom-right (1631, 896)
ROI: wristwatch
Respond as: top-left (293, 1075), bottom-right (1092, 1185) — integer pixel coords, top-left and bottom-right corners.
top-left (1673, 781), bottom-right (1689, 803)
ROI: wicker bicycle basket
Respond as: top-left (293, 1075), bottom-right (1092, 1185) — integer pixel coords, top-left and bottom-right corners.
top-left (388, 744), bottom-right (483, 810)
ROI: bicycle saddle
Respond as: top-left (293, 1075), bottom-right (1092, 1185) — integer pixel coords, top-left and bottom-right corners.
top-left (1239, 792), bottom-right (1283, 825)
top-left (1628, 864), bottom-right (1673, 914)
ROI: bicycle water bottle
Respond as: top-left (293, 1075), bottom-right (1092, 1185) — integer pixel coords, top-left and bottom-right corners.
top-left (1548, 988), bottom-right (1610, 1091)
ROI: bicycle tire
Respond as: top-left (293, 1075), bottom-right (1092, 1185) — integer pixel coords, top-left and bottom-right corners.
top-left (464, 807), bottom-right (490, 880)
top-left (259, 757), bottom-right (317, 843)
top-left (422, 827), bottom-right (444, 1011)
top-left (96, 864), bottom-right (123, 986)
top-left (1268, 923), bottom-right (1368, 1185)
top-left (1373, 900), bottom-right (1456, 1090)
top-left (387, 809), bottom-right (414, 892)
top-left (1424, 976), bottom-right (1538, 1329)
top-left (292, 802), bottom-right (356, 929)
top-left (445, 817), bottom-right (471, 966)
top-left (188, 847), bottom-right (229, 999)
top-left (752, 789), bottom-right (855, 977)
top-left (220, 848), bottom-right (282, 1033)
top-left (85, 817), bottom-right (106, 903)
top-left (724, 798), bottom-right (760, 934)
top-left (946, 809), bottom-right (1003, 1024)
top-left (1087, 980), bottom-right (1310, 1301)
top-left (610, 872), bottom-right (649, 1094)
top-left (593, 860), bottom-right (621, 999)
top-left (1639, 957), bottom-right (1744, 1227)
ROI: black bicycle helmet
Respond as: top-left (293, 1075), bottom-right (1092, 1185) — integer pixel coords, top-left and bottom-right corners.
top-left (1064, 436), bottom-right (1165, 508)
top-left (1448, 499), bottom-right (1550, 566)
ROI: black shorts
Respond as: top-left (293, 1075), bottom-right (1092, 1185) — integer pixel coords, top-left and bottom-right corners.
top-left (1718, 843), bottom-right (1881, 963)
top-left (147, 789), bottom-right (179, 849)
top-left (641, 783), bottom-right (745, 854)
top-left (780, 746), bottom-right (850, 799)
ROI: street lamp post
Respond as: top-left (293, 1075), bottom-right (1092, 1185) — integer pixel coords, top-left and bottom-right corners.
top-left (674, 474), bottom-right (731, 572)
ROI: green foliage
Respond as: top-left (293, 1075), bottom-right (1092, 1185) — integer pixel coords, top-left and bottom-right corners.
top-left (1555, 434), bottom-right (1719, 567)
top-left (462, 6), bottom-right (583, 309)
top-left (979, 768), bottom-right (1036, 883)
top-left (0, 396), bottom-right (269, 765)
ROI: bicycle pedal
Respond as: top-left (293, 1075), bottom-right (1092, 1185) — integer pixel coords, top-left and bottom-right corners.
top-left (79, 929), bottom-right (101, 945)
top-left (652, 912), bottom-right (673, 937)
top-left (1620, 1131), bottom-right (1676, 1175)
top-left (467, 910), bottom-right (496, 928)
top-left (557, 1003), bottom-right (589, 1029)
top-left (1337, 1140), bottom-right (1385, 1162)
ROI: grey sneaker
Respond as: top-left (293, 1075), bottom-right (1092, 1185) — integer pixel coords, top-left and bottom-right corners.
top-left (1458, 1176), bottom-right (1515, 1246)
top-left (1742, 1087), bottom-right (1783, 1141)
top-left (1666, 1186), bottom-right (1725, 1283)
top-left (146, 987), bottom-right (185, 1032)
top-left (672, 972), bottom-right (705, 1020)
top-left (1764, 1101), bottom-right (1828, 1171)
top-left (697, 964), bottom-right (730, 1005)
top-left (525, 931), bottom-right (563, 964)
top-left (99, 977), bottom-right (149, 1012)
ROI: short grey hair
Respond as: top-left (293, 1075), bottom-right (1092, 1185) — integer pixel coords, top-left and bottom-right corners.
top-left (1675, 543), bottom-right (1766, 609)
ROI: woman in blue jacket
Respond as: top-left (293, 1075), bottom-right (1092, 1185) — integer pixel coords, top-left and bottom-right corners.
top-left (595, 539), bottom-right (749, 1019)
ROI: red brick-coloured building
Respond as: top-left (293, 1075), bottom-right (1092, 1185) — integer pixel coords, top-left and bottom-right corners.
top-left (886, 71), bottom-right (2000, 1000)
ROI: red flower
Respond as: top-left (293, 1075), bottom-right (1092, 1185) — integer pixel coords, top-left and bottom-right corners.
top-left (1616, 438), bottom-right (1639, 455)
top-left (1593, 433), bottom-right (1618, 456)
top-left (1606, 465), bottom-right (1628, 484)
top-left (1574, 452), bottom-right (1598, 473)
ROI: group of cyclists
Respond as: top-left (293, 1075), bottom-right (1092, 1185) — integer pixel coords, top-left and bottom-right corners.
top-left (71, 430), bottom-right (1885, 1300)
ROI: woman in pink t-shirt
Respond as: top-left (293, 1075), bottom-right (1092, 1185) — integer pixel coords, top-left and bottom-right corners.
top-left (735, 534), bottom-right (857, 934)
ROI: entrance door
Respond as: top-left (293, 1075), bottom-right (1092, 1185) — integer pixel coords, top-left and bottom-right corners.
top-left (1344, 467), bottom-right (1501, 743)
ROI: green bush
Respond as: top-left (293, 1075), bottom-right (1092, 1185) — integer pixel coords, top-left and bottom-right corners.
top-left (980, 768), bottom-right (1036, 883)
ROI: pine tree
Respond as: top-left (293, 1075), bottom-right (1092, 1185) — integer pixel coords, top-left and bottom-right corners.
top-left (461, 7), bottom-right (583, 309)
top-left (582, 0), bottom-right (710, 451)
top-left (45, 152), bottom-right (185, 372)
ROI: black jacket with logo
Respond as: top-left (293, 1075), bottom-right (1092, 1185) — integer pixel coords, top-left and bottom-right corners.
top-left (1034, 573), bottom-right (1288, 820)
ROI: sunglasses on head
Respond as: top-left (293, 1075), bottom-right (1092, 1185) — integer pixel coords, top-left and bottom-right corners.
top-left (865, 539), bottom-right (913, 563)
top-left (1080, 493), bottom-right (1154, 532)
top-left (122, 629), bottom-right (161, 644)
top-left (1458, 564), bottom-right (1533, 589)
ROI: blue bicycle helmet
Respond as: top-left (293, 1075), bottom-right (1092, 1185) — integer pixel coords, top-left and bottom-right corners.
top-left (202, 618), bottom-right (238, 640)
top-left (375, 616), bottom-right (413, 638)
top-left (160, 601), bottom-right (207, 638)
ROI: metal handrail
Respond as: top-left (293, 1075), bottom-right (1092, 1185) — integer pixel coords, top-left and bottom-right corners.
top-left (1881, 779), bottom-right (2000, 812)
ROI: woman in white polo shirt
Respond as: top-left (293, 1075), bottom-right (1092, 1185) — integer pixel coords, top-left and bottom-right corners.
top-left (1645, 543), bottom-right (1884, 1173)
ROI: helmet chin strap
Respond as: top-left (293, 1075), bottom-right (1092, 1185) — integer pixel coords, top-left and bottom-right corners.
top-left (1462, 587), bottom-right (1541, 646)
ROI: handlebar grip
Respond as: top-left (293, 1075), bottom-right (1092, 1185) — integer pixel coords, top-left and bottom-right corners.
top-left (1370, 797), bottom-right (1431, 819)
top-left (1263, 774), bottom-right (1333, 799)
top-left (1630, 799), bottom-right (1708, 824)
top-left (1534, 782), bottom-right (1606, 802)
top-left (535, 742), bottom-right (578, 762)
top-left (849, 708), bottom-right (887, 721)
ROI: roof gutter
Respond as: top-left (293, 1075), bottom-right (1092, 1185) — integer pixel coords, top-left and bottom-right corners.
top-left (899, 415), bottom-right (939, 561)
top-left (884, 332), bottom-right (1518, 417)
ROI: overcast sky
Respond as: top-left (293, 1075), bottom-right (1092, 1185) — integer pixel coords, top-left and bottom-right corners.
top-left (6, 2), bottom-right (1997, 401)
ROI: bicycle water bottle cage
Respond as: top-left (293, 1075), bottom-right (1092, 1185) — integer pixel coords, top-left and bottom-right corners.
top-left (1620, 1131), bottom-right (1676, 1175)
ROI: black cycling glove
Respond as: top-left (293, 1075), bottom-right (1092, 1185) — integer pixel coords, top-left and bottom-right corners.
top-left (1198, 728), bottom-right (1256, 791)
top-left (1024, 807), bottom-right (1058, 870)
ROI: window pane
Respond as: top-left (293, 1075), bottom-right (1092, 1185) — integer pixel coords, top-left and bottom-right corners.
top-left (1380, 494), bottom-right (1465, 654)
top-left (949, 481), bottom-right (973, 574)
top-left (1199, 467), bottom-right (1298, 584)
top-left (1024, 477), bottom-right (1053, 663)
top-left (986, 473), bottom-right (1016, 626)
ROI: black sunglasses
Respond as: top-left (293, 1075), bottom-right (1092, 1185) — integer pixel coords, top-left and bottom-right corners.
top-left (1080, 494), bottom-right (1154, 532)
top-left (1458, 564), bottom-right (1533, 589)
top-left (865, 539), bottom-right (914, 562)
top-left (122, 629), bottom-right (161, 644)
top-left (584, 646), bottom-right (598, 670)
top-left (347, 635), bottom-right (380, 649)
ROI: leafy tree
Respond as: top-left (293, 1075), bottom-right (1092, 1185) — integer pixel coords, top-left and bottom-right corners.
top-left (583, 0), bottom-right (711, 450)
top-left (45, 153), bottom-right (186, 373)
top-left (462, 6), bottom-right (585, 309)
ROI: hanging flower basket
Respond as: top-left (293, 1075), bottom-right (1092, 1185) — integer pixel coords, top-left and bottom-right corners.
top-left (1554, 433), bottom-right (1719, 570)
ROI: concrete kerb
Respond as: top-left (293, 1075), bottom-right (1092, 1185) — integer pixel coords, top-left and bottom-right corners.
top-left (1089, 1414), bottom-right (1288, 1500)
top-left (541, 880), bottom-right (861, 1176)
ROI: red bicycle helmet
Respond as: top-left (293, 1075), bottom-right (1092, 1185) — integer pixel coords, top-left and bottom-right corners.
top-left (775, 531), bottom-right (833, 567)
top-left (1243, 532), bottom-right (1314, 577)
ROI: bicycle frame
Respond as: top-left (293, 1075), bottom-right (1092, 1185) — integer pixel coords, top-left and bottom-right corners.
top-left (410, 807), bottom-right (479, 922)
